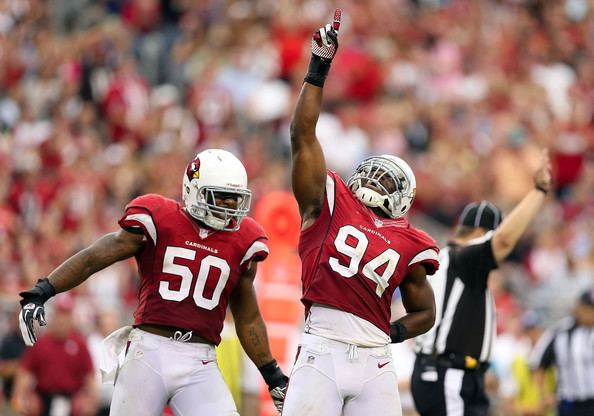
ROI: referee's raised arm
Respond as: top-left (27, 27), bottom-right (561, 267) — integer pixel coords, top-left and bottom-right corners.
top-left (411, 149), bottom-right (553, 416)
top-left (490, 149), bottom-right (552, 263)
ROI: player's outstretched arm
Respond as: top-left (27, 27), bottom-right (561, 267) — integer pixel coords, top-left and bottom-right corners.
top-left (390, 266), bottom-right (436, 343)
top-left (230, 262), bottom-right (288, 414)
top-left (290, 9), bottom-right (341, 228)
top-left (47, 229), bottom-right (145, 292)
top-left (491, 149), bottom-right (552, 263)
top-left (18, 230), bottom-right (144, 346)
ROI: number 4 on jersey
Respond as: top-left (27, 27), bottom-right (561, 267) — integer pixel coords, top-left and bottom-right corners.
top-left (329, 225), bottom-right (401, 297)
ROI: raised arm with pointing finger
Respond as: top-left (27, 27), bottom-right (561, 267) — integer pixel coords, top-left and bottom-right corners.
top-left (290, 9), bottom-right (341, 229)
top-left (284, 10), bottom-right (440, 416)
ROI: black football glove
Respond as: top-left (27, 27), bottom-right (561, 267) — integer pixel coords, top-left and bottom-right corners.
top-left (258, 359), bottom-right (289, 414)
top-left (19, 278), bottom-right (56, 346)
top-left (304, 8), bottom-right (342, 88)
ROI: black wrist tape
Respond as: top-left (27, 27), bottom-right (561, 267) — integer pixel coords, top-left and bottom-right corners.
top-left (390, 321), bottom-right (408, 343)
top-left (304, 55), bottom-right (332, 88)
top-left (34, 278), bottom-right (56, 302)
top-left (258, 359), bottom-right (286, 388)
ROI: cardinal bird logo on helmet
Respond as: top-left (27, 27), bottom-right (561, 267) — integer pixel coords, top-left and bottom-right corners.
top-left (186, 158), bottom-right (201, 181)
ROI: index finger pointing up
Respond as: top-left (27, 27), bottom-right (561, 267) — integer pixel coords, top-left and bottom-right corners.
top-left (333, 8), bottom-right (342, 32)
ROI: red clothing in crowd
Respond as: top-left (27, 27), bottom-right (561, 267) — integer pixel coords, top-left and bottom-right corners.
top-left (21, 332), bottom-right (94, 395)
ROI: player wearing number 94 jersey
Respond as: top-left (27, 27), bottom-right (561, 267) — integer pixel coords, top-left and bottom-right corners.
top-left (283, 9), bottom-right (439, 416)
top-left (17, 149), bottom-right (288, 416)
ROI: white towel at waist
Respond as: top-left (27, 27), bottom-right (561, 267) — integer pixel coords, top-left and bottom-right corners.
top-left (100, 325), bottom-right (133, 384)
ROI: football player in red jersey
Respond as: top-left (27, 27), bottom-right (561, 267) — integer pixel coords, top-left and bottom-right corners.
top-left (18, 149), bottom-right (288, 415)
top-left (282, 10), bottom-right (440, 416)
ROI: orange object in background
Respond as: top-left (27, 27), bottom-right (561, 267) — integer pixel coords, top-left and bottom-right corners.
top-left (253, 191), bottom-right (301, 250)
top-left (253, 191), bottom-right (304, 416)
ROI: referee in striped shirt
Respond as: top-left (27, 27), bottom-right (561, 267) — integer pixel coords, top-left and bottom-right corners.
top-left (410, 150), bottom-right (553, 416)
top-left (530, 288), bottom-right (594, 416)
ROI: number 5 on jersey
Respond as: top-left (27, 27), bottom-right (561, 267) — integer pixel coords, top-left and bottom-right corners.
top-left (160, 246), bottom-right (230, 310)
top-left (329, 225), bottom-right (401, 297)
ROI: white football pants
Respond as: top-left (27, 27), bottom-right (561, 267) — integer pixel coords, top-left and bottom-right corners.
top-left (109, 329), bottom-right (238, 416)
top-left (282, 333), bottom-right (403, 416)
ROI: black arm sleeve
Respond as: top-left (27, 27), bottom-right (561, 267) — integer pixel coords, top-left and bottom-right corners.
top-left (452, 235), bottom-right (498, 289)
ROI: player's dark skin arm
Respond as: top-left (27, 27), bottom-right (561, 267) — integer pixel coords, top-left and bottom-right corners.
top-left (46, 230), bottom-right (145, 292)
top-left (394, 266), bottom-right (436, 339)
top-left (230, 262), bottom-right (275, 367)
top-left (290, 83), bottom-right (327, 229)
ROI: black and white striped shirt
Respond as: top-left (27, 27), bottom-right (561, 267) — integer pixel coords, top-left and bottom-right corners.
top-left (414, 232), bottom-right (498, 363)
top-left (530, 317), bottom-right (594, 401)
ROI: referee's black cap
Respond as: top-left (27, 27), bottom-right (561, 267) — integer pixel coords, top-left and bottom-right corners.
top-left (579, 288), bottom-right (594, 307)
top-left (458, 200), bottom-right (503, 230)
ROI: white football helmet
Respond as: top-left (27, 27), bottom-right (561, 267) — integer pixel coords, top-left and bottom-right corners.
top-left (182, 149), bottom-right (252, 231)
top-left (347, 155), bottom-right (417, 218)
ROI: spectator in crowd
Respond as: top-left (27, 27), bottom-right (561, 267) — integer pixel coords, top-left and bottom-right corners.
top-left (510, 310), bottom-right (556, 416)
top-left (12, 295), bottom-right (97, 416)
top-left (0, 308), bottom-right (27, 414)
top-left (530, 288), bottom-right (594, 416)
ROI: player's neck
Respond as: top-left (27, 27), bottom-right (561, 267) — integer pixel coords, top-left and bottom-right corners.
top-left (182, 208), bottom-right (214, 230)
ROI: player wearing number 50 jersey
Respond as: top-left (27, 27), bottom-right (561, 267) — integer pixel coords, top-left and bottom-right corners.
top-left (283, 9), bottom-right (440, 416)
top-left (17, 149), bottom-right (288, 416)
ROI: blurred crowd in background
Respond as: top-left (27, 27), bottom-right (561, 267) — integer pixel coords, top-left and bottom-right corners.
top-left (1, 0), bottom-right (593, 415)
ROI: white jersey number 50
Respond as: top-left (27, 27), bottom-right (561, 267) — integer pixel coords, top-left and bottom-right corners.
top-left (159, 246), bottom-right (230, 310)
top-left (329, 225), bottom-right (400, 297)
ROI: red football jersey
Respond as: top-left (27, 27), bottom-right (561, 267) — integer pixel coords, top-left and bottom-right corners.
top-left (299, 171), bottom-right (439, 335)
top-left (118, 194), bottom-right (268, 345)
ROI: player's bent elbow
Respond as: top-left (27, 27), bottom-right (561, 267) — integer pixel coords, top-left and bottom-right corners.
top-left (417, 305), bottom-right (436, 336)
top-left (422, 308), bottom-right (436, 334)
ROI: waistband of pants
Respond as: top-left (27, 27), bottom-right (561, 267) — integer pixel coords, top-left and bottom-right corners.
top-left (417, 353), bottom-right (489, 372)
top-left (135, 323), bottom-right (213, 345)
top-left (300, 332), bottom-right (391, 355)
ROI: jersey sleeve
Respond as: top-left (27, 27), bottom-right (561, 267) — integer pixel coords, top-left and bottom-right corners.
top-left (408, 246), bottom-right (440, 275)
top-left (239, 218), bottom-right (270, 269)
top-left (407, 228), bottom-right (440, 275)
top-left (118, 194), bottom-right (161, 245)
top-left (453, 231), bottom-right (497, 287)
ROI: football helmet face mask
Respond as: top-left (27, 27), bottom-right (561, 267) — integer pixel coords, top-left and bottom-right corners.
top-left (347, 155), bottom-right (416, 218)
top-left (182, 149), bottom-right (252, 231)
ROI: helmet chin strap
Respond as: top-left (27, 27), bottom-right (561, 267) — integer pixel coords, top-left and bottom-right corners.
top-left (355, 187), bottom-right (391, 217)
